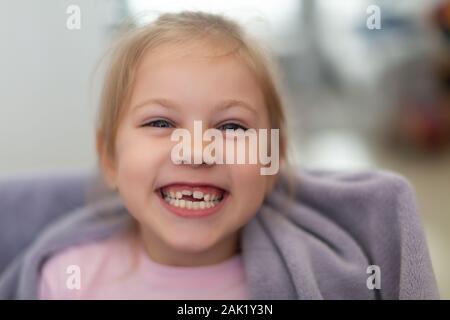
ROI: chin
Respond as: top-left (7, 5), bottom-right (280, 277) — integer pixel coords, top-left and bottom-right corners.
top-left (164, 232), bottom-right (220, 254)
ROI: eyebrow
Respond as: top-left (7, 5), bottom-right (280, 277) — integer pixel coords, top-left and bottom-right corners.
top-left (132, 98), bottom-right (259, 116)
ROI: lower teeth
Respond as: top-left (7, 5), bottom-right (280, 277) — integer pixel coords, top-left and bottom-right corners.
top-left (163, 197), bottom-right (221, 209)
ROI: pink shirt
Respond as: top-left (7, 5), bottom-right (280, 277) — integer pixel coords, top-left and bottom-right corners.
top-left (38, 231), bottom-right (250, 300)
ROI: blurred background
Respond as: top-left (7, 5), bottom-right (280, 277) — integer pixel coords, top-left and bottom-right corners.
top-left (0, 0), bottom-right (449, 298)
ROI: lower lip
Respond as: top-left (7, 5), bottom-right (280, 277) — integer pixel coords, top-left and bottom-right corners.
top-left (156, 191), bottom-right (229, 218)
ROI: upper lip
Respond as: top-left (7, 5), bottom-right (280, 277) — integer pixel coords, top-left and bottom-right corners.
top-left (155, 182), bottom-right (228, 192)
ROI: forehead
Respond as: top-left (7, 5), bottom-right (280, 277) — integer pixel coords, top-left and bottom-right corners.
top-left (130, 41), bottom-right (265, 108)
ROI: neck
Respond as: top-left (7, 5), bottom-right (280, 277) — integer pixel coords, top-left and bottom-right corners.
top-left (138, 226), bottom-right (242, 267)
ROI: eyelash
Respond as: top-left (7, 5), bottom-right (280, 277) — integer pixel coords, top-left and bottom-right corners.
top-left (217, 122), bottom-right (248, 131)
top-left (143, 119), bottom-right (174, 128)
top-left (142, 120), bottom-right (248, 131)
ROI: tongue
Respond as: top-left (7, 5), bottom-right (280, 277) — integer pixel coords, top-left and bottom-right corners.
top-left (182, 195), bottom-right (201, 201)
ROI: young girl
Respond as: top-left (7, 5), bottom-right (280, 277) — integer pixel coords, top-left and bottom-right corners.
top-left (0, 11), bottom-right (438, 300)
top-left (40, 11), bottom-right (290, 300)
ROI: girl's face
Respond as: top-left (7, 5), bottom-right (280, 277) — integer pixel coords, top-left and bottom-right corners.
top-left (100, 43), bottom-right (275, 266)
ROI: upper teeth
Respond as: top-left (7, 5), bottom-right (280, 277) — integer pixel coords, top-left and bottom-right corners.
top-left (193, 191), bottom-right (203, 199)
top-left (161, 188), bottom-right (223, 209)
top-left (164, 190), bottom-right (220, 201)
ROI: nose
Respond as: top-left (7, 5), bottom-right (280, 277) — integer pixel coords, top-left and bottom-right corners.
top-left (181, 159), bottom-right (211, 167)
top-left (171, 120), bottom-right (215, 168)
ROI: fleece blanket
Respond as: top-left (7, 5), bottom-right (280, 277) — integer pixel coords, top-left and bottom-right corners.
top-left (0, 169), bottom-right (439, 299)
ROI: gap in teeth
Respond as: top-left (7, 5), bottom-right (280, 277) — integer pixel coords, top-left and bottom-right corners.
top-left (161, 189), bottom-right (222, 201)
top-left (161, 189), bottom-right (223, 209)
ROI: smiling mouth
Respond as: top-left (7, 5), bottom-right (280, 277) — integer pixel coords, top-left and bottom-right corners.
top-left (156, 184), bottom-right (227, 214)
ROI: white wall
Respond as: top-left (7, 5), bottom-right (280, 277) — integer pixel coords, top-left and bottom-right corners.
top-left (0, 0), bottom-right (121, 176)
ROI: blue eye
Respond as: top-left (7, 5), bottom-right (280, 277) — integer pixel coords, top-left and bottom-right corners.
top-left (143, 119), bottom-right (173, 128)
top-left (218, 123), bottom-right (248, 131)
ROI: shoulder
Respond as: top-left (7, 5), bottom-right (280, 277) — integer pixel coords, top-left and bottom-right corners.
top-left (269, 169), bottom-right (438, 299)
top-left (291, 169), bottom-right (421, 240)
top-left (275, 168), bottom-right (418, 222)
top-left (295, 168), bottom-right (415, 195)
top-left (38, 230), bottom-right (135, 299)
top-left (281, 168), bottom-right (418, 221)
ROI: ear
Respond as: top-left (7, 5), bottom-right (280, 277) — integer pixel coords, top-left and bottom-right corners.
top-left (96, 131), bottom-right (117, 190)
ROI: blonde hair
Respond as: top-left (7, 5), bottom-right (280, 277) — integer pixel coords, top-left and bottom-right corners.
top-left (92, 11), bottom-right (295, 203)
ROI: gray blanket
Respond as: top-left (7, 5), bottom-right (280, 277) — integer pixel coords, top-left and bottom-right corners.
top-left (0, 169), bottom-right (440, 299)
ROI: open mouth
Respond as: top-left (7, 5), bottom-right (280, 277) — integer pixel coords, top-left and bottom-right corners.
top-left (156, 183), bottom-right (228, 217)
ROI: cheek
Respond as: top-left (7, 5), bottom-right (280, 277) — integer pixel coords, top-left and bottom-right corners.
top-left (229, 164), bottom-right (268, 215)
top-left (114, 133), bottom-right (171, 189)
